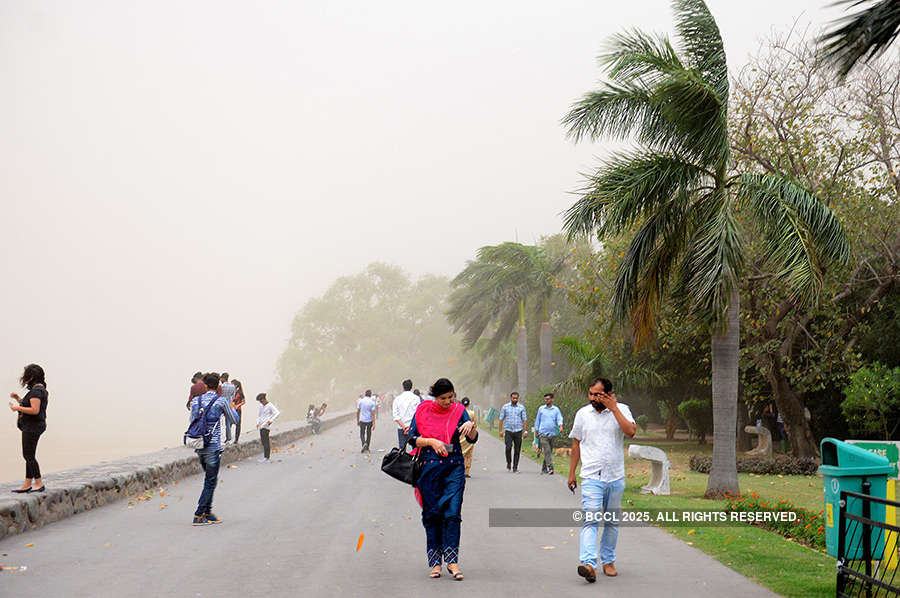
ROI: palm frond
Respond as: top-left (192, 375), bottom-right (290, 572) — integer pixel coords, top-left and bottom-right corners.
top-left (672, 0), bottom-right (729, 102)
top-left (819, 0), bottom-right (900, 78)
top-left (740, 173), bottom-right (851, 302)
top-left (599, 29), bottom-right (684, 84)
top-left (563, 151), bottom-right (703, 239)
top-left (678, 198), bottom-right (744, 327)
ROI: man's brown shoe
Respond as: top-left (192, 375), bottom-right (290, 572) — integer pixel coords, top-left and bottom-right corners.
top-left (603, 563), bottom-right (618, 577)
top-left (577, 564), bottom-right (597, 583)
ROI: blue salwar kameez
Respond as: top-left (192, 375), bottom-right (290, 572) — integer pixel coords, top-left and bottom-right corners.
top-left (408, 408), bottom-right (476, 567)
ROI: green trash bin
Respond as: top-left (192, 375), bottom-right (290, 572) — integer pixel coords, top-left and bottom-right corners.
top-left (820, 438), bottom-right (892, 558)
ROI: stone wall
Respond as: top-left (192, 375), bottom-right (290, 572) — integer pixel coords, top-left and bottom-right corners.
top-left (0, 411), bottom-right (354, 540)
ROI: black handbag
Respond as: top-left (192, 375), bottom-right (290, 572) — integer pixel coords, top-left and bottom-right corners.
top-left (381, 447), bottom-right (423, 485)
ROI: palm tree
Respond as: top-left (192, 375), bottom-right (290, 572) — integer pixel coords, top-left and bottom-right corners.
top-left (562, 0), bottom-right (849, 497)
top-left (820, 0), bottom-right (900, 78)
top-left (447, 242), bottom-right (567, 394)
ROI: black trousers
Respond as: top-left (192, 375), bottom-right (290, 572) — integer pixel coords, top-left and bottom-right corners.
top-left (359, 421), bottom-right (373, 449)
top-left (22, 429), bottom-right (43, 479)
top-left (234, 413), bottom-right (242, 443)
top-left (504, 430), bottom-right (523, 470)
top-left (260, 428), bottom-right (271, 459)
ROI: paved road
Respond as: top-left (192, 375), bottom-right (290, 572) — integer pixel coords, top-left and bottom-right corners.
top-left (0, 418), bottom-right (776, 597)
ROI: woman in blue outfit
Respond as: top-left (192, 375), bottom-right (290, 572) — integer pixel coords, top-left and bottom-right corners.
top-left (407, 378), bottom-right (478, 581)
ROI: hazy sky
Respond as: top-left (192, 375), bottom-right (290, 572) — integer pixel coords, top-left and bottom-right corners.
top-left (0, 0), bottom-right (845, 479)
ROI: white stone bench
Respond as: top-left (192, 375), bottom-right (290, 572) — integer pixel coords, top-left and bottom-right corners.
top-left (628, 444), bottom-right (670, 495)
top-left (744, 425), bottom-right (772, 457)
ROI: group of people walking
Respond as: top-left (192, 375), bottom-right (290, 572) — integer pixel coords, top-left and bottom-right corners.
top-left (7, 362), bottom-right (636, 586)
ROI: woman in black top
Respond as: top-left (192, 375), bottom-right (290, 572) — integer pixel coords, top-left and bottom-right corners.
top-left (8, 364), bottom-right (48, 493)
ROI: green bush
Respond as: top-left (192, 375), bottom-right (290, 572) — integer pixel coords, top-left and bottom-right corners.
top-left (677, 397), bottom-right (712, 444)
top-left (841, 363), bottom-right (900, 440)
top-left (689, 455), bottom-right (819, 475)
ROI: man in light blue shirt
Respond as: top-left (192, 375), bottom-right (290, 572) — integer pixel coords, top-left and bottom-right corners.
top-left (357, 389), bottom-right (377, 453)
top-left (535, 392), bottom-right (564, 475)
top-left (499, 392), bottom-right (527, 472)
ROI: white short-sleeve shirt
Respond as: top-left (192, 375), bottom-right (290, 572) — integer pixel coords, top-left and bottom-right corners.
top-left (569, 403), bottom-right (635, 482)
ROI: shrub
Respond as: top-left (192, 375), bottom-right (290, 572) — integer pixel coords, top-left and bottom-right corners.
top-left (677, 397), bottom-right (712, 444)
top-left (689, 455), bottom-right (819, 475)
top-left (724, 492), bottom-right (825, 550)
top-left (636, 414), bottom-right (649, 433)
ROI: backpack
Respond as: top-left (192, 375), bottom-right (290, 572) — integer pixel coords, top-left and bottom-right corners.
top-left (184, 395), bottom-right (216, 449)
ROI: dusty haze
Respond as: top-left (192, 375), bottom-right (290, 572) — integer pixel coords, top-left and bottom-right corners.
top-left (0, 0), bottom-right (841, 482)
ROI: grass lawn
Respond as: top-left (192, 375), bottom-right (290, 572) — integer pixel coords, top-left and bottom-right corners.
top-left (484, 421), bottom-right (833, 597)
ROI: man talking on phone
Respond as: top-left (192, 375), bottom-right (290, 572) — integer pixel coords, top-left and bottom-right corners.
top-left (567, 377), bottom-right (635, 583)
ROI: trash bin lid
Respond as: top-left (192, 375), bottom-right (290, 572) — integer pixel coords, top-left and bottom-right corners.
top-left (819, 437), bottom-right (893, 476)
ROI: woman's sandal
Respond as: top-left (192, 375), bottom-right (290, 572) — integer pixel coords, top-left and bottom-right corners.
top-left (447, 565), bottom-right (464, 581)
top-left (429, 567), bottom-right (441, 579)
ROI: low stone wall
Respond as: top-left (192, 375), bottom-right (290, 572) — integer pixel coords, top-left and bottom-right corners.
top-left (0, 410), bottom-right (354, 540)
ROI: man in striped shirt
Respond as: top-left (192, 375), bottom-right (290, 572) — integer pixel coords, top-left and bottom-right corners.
top-left (499, 392), bottom-right (528, 473)
top-left (189, 373), bottom-right (239, 526)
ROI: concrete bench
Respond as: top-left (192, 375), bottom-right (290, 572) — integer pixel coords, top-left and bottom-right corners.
top-left (744, 425), bottom-right (773, 457)
top-left (628, 444), bottom-right (670, 495)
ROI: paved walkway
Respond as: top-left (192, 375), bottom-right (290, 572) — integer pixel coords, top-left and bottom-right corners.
top-left (0, 418), bottom-right (777, 597)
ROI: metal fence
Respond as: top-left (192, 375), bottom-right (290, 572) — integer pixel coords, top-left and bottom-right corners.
top-left (838, 488), bottom-right (900, 597)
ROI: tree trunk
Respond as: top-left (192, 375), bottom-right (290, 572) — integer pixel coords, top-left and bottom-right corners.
top-left (767, 367), bottom-right (819, 458)
top-left (516, 325), bottom-right (528, 396)
top-left (706, 286), bottom-right (741, 498)
top-left (539, 321), bottom-right (552, 388)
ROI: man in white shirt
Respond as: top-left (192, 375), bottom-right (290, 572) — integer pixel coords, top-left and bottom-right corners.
top-left (392, 379), bottom-right (420, 450)
top-left (255, 393), bottom-right (281, 463)
top-left (567, 377), bottom-right (635, 583)
top-left (357, 390), bottom-right (377, 453)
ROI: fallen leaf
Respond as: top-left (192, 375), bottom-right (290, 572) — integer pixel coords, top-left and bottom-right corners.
top-left (356, 533), bottom-right (365, 552)
top-left (313, 489), bottom-right (318, 492)
top-left (290, 444), bottom-right (296, 449)
top-left (541, 546), bottom-right (556, 550)
top-left (104, 543), bottom-right (110, 548)
top-left (25, 544), bottom-right (33, 548)
top-left (687, 530), bottom-right (695, 535)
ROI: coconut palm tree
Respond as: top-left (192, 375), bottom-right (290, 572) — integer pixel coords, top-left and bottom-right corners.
top-left (562, 0), bottom-right (849, 497)
top-left (447, 242), bottom-right (567, 394)
top-left (820, 0), bottom-right (900, 77)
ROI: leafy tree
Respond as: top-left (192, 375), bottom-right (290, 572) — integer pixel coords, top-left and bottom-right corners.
top-left (273, 263), bottom-right (461, 415)
top-left (842, 363), bottom-right (900, 439)
top-left (561, 0), bottom-right (848, 496)
top-left (732, 32), bottom-right (900, 454)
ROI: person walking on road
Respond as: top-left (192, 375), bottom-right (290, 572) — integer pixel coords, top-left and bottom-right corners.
top-left (357, 390), bottom-right (376, 453)
top-left (459, 397), bottom-right (476, 478)
top-left (189, 372), bottom-right (239, 526)
top-left (535, 392), bottom-right (563, 475)
top-left (9, 364), bottom-right (49, 494)
top-left (499, 392), bottom-right (527, 473)
top-left (407, 378), bottom-right (478, 580)
top-left (567, 377), bottom-right (635, 582)
top-left (306, 403), bottom-right (321, 434)
top-left (256, 393), bottom-right (280, 462)
top-left (231, 379), bottom-right (246, 443)
top-left (392, 379), bottom-right (420, 450)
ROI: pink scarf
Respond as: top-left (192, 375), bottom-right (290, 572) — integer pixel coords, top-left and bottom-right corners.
top-left (414, 400), bottom-right (465, 446)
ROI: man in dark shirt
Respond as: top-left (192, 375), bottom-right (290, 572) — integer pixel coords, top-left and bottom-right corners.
top-left (187, 372), bottom-right (205, 410)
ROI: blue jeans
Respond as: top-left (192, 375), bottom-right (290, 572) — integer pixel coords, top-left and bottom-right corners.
top-left (579, 477), bottom-right (625, 567)
top-left (418, 457), bottom-right (466, 566)
top-left (195, 451), bottom-right (221, 516)
top-left (397, 428), bottom-right (410, 450)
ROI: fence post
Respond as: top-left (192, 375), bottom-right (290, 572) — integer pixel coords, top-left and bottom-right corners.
top-left (838, 491), bottom-right (847, 597)
top-left (863, 479), bottom-right (872, 598)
